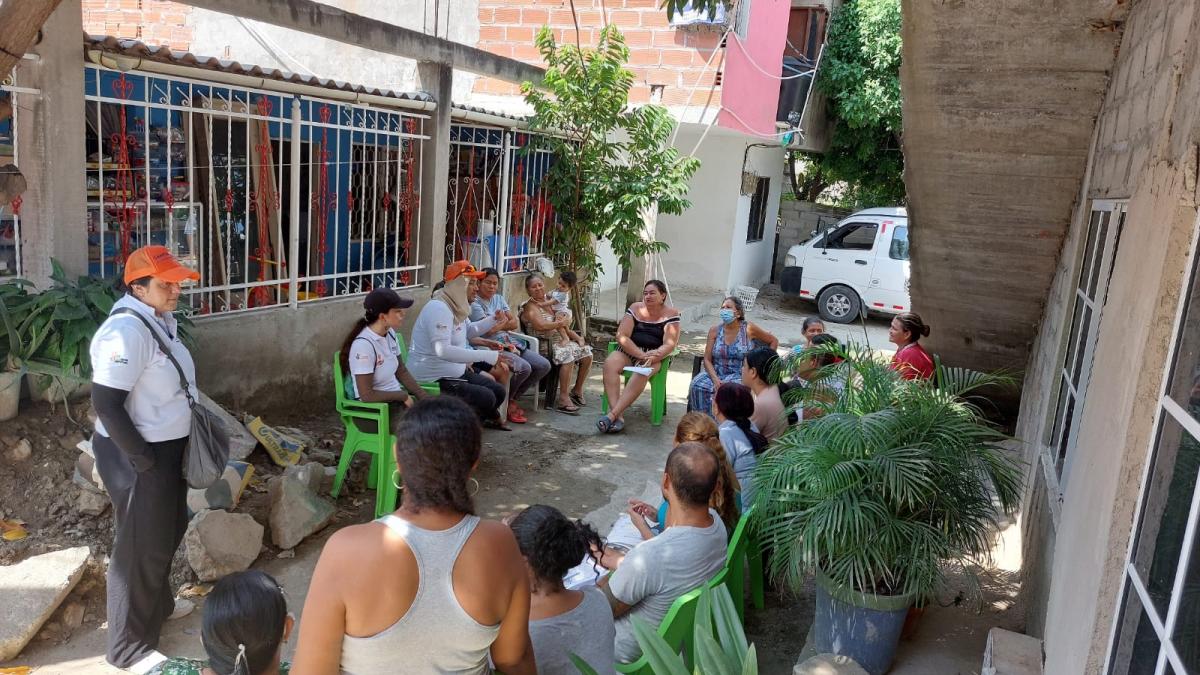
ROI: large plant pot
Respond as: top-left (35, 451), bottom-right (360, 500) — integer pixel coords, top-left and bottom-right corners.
top-left (0, 369), bottom-right (21, 421)
top-left (28, 370), bottom-right (88, 403)
top-left (813, 571), bottom-right (914, 675)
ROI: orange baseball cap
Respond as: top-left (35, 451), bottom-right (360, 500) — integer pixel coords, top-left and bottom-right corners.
top-left (123, 245), bottom-right (200, 284)
top-left (444, 260), bottom-right (487, 282)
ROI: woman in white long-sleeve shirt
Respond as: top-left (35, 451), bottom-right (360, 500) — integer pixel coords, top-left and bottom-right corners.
top-left (407, 261), bottom-right (512, 429)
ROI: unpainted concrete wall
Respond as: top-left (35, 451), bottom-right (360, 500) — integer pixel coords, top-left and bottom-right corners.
top-left (16, 0), bottom-right (88, 287)
top-left (1017, 0), bottom-right (1200, 671)
top-left (772, 200), bottom-right (849, 280)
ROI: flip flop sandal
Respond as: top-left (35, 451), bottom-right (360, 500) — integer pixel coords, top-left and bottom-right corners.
top-left (610, 419), bottom-right (626, 433)
top-left (596, 416), bottom-right (613, 432)
top-left (555, 403), bottom-right (581, 416)
top-left (570, 392), bottom-right (586, 407)
top-left (483, 419), bottom-right (513, 431)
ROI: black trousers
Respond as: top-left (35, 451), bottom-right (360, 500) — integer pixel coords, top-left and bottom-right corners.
top-left (92, 432), bottom-right (189, 668)
top-left (439, 370), bottom-right (506, 422)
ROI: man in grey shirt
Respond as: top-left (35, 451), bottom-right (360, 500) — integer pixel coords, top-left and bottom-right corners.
top-left (596, 443), bottom-right (728, 664)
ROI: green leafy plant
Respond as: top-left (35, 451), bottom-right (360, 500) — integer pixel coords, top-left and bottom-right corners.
top-left (754, 342), bottom-right (1022, 602)
top-left (522, 25), bottom-right (701, 316)
top-left (0, 260), bottom-right (194, 382)
top-left (571, 584), bottom-right (758, 675)
top-left (793, 0), bottom-right (904, 208)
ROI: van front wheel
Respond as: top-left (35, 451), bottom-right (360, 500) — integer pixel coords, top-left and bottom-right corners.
top-left (817, 285), bottom-right (861, 324)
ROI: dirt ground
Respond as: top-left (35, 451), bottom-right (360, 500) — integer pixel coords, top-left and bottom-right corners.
top-left (1, 299), bottom-right (1020, 675)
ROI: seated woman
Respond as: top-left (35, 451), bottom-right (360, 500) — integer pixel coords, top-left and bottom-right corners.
top-left (598, 280), bottom-right (681, 433)
top-left (293, 397), bottom-right (536, 675)
top-left (743, 347), bottom-right (789, 441)
top-left (159, 570), bottom-right (292, 675)
top-left (713, 383), bottom-right (769, 506)
top-left (470, 268), bottom-right (551, 424)
top-left (801, 333), bottom-right (847, 420)
top-left (509, 505), bottom-right (615, 675)
top-left (888, 312), bottom-right (935, 380)
top-left (628, 412), bottom-right (740, 540)
top-left (687, 296), bottom-right (778, 416)
top-left (520, 274), bottom-right (593, 414)
top-left (407, 261), bottom-right (512, 429)
top-left (340, 288), bottom-right (430, 431)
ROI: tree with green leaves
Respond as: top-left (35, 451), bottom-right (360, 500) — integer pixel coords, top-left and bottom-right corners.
top-left (522, 26), bottom-right (700, 313)
top-left (793, 0), bottom-right (904, 207)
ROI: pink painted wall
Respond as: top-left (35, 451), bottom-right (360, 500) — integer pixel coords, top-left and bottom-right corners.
top-left (719, 0), bottom-right (791, 138)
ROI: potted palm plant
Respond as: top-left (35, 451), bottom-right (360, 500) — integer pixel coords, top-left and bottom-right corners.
top-left (752, 343), bottom-right (1022, 675)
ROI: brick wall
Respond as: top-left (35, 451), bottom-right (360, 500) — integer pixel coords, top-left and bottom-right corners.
top-left (474, 0), bottom-right (724, 106)
top-left (82, 0), bottom-right (194, 50)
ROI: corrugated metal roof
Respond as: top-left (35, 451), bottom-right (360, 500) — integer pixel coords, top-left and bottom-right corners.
top-left (84, 34), bottom-right (433, 102)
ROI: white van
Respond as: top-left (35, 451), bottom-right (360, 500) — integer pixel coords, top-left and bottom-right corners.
top-left (779, 207), bottom-right (910, 323)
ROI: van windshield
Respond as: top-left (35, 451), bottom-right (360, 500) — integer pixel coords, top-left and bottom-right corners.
top-left (890, 226), bottom-right (910, 261)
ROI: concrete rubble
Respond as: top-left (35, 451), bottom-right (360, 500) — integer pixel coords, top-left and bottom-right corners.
top-left (199, 391), bottom-right (258, 461)
top-left (0, 546), bottom-right (90, 660)
top-left (75, 489), bottom-right (110, 516)
top-left (184, 510), bottom-right (264, 582)
top-left (268, 474), bottom-right (335, 550)
top-left (7, 438), bottom-right (32, 462)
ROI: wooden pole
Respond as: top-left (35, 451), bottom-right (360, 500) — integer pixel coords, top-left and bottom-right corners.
top-left (0, 0), bottom-right (63, 84)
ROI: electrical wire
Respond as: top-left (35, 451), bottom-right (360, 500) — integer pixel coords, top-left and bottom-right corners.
top-left (728, 32), bottom-right (815, 81)
top-left (236, 18), bottom-right (318, 76)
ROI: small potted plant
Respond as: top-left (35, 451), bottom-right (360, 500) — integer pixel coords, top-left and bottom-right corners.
top-left (0, 280), bottom-right (34, 420)
top-left (752, 343), bottom-right (1022, 675)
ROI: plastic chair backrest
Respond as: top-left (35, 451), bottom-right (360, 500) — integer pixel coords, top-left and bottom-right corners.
top-left (333, 351), bottom-right (355, 406)
top-left (726, 506), bottom-right (754, 566)
top-left (396, 332), bottom-right (410, 361)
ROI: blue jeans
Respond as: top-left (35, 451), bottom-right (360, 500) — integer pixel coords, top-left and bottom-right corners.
top-left (512, 346), bottom-right (551, 401)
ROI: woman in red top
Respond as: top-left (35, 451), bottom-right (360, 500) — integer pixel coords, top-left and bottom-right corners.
top-left (888, 312), bottom-right (935, 380)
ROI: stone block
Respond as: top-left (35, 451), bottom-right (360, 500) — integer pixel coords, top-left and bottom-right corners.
top-left (284, 462), bottom-right (324, 495)
top-left (76, 489), bottom-right (110, 516)
top-left (0, 546), bottom-right (90, 660)
top-left (794, 653), bottom-right (870, 675)
top-left (981, 627), bottom-right (1043, 675)
top-left (268, 475), bottom-right (335, 550)
top-left (184, 510), bottom-right (264, 583)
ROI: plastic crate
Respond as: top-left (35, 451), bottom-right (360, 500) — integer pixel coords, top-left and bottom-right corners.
top-left (733, 285), bottom-right (760, 312)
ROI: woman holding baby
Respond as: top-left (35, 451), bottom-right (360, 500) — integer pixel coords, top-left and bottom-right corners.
top-left (521, 273), bottom-right (593, 415)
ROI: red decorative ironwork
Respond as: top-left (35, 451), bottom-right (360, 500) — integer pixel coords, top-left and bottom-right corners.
top-left (313, 104), bottom-right (333, 296)
top-left (162, 187), bottom-right (174, 211)
top-left (382, 191), bottom-right (392, 211)
top-left (109, 73), bottom-right (138, 264)
top-left (224, 189), bottom-right (234, 213)
top-left (399, 118), bottom-right (420, 285)
top-left (9, 195), bottom-right (22, 216)
top-left (249, 100), bottom-right (280, 308)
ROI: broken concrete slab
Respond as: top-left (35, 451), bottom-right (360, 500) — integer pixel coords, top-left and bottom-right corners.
top-left (982, 627), bottom-right (1043, 675)
top-left (184, 510), bottom-right (264, 583)
top-left (0, 546), bottom-right (90, 660)
top-left (284, 462), bottom-right (324, 495)
top-left (795, 654), bottom-right (870, 675)
top-left (76, 490), bottom-right (110, 517)
top-left (198, 391), bottom-right (257, 461)
top-left (268, 475), bottom-right (335, 550)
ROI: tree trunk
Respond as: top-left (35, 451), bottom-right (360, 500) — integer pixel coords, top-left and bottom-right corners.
top-left (0, 0), bottom-right (62, 84)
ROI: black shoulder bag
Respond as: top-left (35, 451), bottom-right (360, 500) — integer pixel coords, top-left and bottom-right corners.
top-left (113, 308), bottom-right (229, 489)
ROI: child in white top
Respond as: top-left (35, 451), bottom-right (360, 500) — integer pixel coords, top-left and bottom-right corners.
top-left (535, 271), bottom-right (577, 345)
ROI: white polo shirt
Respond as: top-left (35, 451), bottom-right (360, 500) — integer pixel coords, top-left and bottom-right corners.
top-left (406, 299), bottom-right (499, 381)
top-left (347, 326), bottom-right (403, 399)
top-left (90, 294), bottom-right (196, 442)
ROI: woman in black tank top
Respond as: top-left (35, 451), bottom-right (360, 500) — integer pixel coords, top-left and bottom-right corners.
top-left (598, 280), bottom-right (681, 433)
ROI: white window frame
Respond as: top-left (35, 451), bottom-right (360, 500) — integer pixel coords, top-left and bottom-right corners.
top-left (1103, 209), bottom-right (1200, 675)
top-left (1044, 199), bottom-right (1126, 499)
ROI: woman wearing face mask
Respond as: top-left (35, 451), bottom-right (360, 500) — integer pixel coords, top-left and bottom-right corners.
top-left (686, 296), bottom-right (777, 417)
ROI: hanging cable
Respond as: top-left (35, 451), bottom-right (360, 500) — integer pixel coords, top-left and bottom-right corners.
top-left (728, 32), bottom-right (815, 81)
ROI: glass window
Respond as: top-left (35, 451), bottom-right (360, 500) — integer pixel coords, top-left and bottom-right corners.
top-left (746, 177), bottom-right (770, 243)
top-left (889, 225), bottom-right (909, 260)
top-left (1108, 210), bottom-right (1200, 674)
top-left (825, 222), bottom-right (878, 251)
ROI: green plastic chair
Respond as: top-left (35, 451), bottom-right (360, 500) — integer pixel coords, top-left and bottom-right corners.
top-left (614, 566), bottom-right (733, 674)
top-left (725, 507), bottom-right (766, 621)
top-left (601, 342), bottom-right (677, 426)
top-left (395, 333), bottom-right (442, 396)
top-left (331, 351), bottom-right (400, 518)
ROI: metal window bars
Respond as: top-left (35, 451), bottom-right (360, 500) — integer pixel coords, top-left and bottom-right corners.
top-left (83, 63), bottom-right (429, 317)
top-left (445, 123), bottom-right (560, 275)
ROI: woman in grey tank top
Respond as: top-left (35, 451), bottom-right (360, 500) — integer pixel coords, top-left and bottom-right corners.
top-left (510, 505), bottom-right (617, 675)
top-left (291, 397), bottom-right (537, 675)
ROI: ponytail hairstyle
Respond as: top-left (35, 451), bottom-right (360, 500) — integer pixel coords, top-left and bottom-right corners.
top-left (744, 347), bottom-right (782, 386)
top-left (810, 333), bottom-right (841, 368)
top-left (893, 312), bottom-right (931, 343)
top-left (394, 396), bottom-right (481, 515)
top-left (509, 504), bottom-right (604, 589)
top-left (674, 412), bottom-right (740, 531)
top-left (201, 570), bottom-right (288, 675)
top-left (339, 306), bottom-right (384, 374)
top-left (714, 383), bottom-right (770, 456)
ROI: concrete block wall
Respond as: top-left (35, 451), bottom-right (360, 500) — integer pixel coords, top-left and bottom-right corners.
top-left (473, 0), bottom-right (724, 106)
top-left (81, 0), bottom-right (194, 49)
top-left (771, 200), bottom-right (849, 280)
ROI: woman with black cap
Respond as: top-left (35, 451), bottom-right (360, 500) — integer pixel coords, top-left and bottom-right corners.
top-left (89, 245), bottom-right (201, 673)
top-left (338, 287), bottom-right (429, 422)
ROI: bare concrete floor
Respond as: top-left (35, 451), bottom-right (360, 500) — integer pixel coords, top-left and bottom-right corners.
top-left (7, 297), bottom-right (1019, 675)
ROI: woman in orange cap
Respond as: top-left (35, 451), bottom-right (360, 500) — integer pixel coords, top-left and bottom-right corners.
top-left (88, 245), bottom-right (201, 673)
